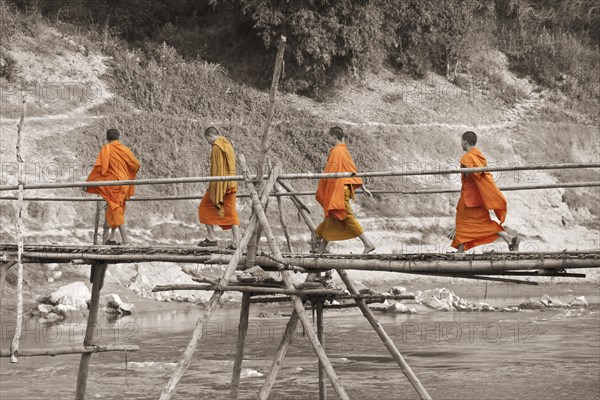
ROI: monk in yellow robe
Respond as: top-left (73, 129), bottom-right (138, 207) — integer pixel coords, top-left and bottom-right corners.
top-left (315, 126), bottom-right (376, 254)
top-left (86, 128), bottom-right (140, 245)
top-left (449, 131), bottom-right (520, 252)
top-left (198, 127), bottom-right (240, 248)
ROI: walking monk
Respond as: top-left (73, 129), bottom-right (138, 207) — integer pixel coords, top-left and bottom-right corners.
top-left (449, 131), bottom-right (520, 253)
top-left (86, 128), bottom-right (140, 245)
top-left (314, 126), bottom-right (376, 254)
top-left (198, 127), bottom-right (240, 249)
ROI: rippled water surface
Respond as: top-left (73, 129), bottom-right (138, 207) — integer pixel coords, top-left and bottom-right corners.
top-left (1, 304), bottom-right (599, 399)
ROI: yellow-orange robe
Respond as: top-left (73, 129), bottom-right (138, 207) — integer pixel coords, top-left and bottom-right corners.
top-left (451, 147), bottom-right (507, 250)
top-left (198, 136), bottom-right (240, 230)
top-left (315, 143), bottom-right (364, 241)
top-left (86, 140), bottom-right (140, 228)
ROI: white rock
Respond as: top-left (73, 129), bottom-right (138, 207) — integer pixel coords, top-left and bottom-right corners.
top-left (390, 286), bottom-right (407, 295)
top-left (45, 312), bottom-right (62, 322)
top-left (388, 303), bottom-right (409, 313)
top-left (53, 304), bottom-right (82, 319)
top-left (46, 282), bottom-right (91, 308)
top-left (37, 304), bottom-right (54, 315)
top-left (569, 296), bottom-right (588, 307)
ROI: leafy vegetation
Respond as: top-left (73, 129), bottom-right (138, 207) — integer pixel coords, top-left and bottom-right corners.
top-left (5, 0), bottom-right (598, 99)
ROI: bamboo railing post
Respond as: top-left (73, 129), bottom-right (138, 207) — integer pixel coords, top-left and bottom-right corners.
top-left (159, 164), bottom-right (280, 400)
top-left (230, 292), bottom-right (252, 399)
top-left (337, 269), bottom-right (432, 400)
top-left (93, 201), bottom-right (102, 245)
top-left (0, 260), bottom-right (17, 309)
top-left (255, 36), bottom-right (286, 188)
top-left (75, 262), bottom-right (107, 399)
top-left (10, 91), bottom-right (26, 363)
top-left (275, 184), bottom-right (293, 252)
top-left (239, 155), bottom-right (349, 400)
top-left (317, 299), bottom-right (326, 400)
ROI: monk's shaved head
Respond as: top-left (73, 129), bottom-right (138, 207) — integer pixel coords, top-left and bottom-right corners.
top-left (107, 128), bottom-right (120, 141)
top-left (329, 126), bottom-right (347, 141)
top-left (462, 131), bottom-right (477, 146)
top-left (205, 127), bottom-right (219, 137)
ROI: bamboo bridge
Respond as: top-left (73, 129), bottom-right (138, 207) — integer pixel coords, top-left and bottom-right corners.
top-left (1, 37), bottom-right (599, 400)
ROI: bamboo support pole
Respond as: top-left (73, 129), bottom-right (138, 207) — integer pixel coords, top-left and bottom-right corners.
top-left (317, 299), bottom-right (326, 400)
top-left (280, 180), bottom-right (431, 400)
top-left (152, 284), bottom-right (342, 297)
top-left (0, 344), bottom-right (139, 357)
top-left (249, 294), bottom-right (415, 305)
top-left (158, 161), bottom-right (280, 400)
top-left (419, 273), bottom-right (539, 285)
top-left (10, 92), bottom-right (26, 364)
top-left (2, 163), bottom-right (598, 192)
top-left (337, 269), bottom-right (432, 400)
top-left (257, 272), bottom-right (317, 400)
top-left (239, 155), bottom-right (349, 400)
top-left (259, 311), bottom-right (301, 399)
top-left (75, 262), bottom-right (107, 399)
top-left (255, 36), bottom-right (286, 188)
top-left (230, 292), bottom-right (251, 399)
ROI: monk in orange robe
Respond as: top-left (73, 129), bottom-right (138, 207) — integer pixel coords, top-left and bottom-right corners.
top-left (449, 131), bottom-right (520, 252)
top-left (315, 126), bottom-right (376, 254)
top-left (198, 127), bottom-right (240, 248)
top-left (86, 128), bottom-right (140, 245)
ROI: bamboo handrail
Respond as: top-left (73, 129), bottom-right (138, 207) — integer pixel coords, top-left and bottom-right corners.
top-left (1, 162), bottom-right (598, 191)
top-left (1, 181), bottom-right (597, 202)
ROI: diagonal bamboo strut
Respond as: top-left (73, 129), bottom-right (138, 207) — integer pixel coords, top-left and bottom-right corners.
top-left (159, 162), bottom-right (281, 400)
top-left (10, 92), bottom-right (26, 363)
top-left (281, 180), bottom-right (432, 400)
top-left (239, 155), bottom-right (349, 400)
top-left (337, 269), bottom-right (432, 400)
top-left (231, 38), bottom-right (287, 399)
top-left (259, 310), bottom-right (301, 399)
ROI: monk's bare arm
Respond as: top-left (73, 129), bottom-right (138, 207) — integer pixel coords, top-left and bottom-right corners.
top-left (359, 184), bottom-right (373, 198)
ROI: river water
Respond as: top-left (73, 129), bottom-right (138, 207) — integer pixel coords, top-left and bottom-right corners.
top-left (1, 302), bottom-right (599, 400)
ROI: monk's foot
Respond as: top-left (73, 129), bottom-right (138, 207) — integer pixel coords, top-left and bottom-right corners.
top-left (105, 239), bottom-right (118, 245)
top-left (362, 244), bottom-right (376, 254)
top-left (198, 238), bottom-right (218, 247)
top-left (508, 236), bottom-right (521, 251)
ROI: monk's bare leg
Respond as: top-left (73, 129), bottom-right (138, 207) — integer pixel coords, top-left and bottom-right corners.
top-left (231, 225), bottom-right (240, 248)
top-left (456, 244), bottom-right (465, 254)
top-left (102, 220), bottom-right (110, 243)
top-left (205, 225), bottom-right (218, 241)
top-left (359, 233), bottom-right (376, 254)
top-left (498, 231), bottom-right (520, 251)
top-left (118, 223), bottom-right (129, 245)
top-left (318, 238), bottom-right (329, 254)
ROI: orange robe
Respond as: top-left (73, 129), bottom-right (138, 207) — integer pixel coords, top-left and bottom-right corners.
top-left (451, 147), bottom-right (507, 250)
top-left (198, 136), bottom-right (239, 230)
top-left (86, 140), bottom-right (140, 228)
top-left (315, 143), bottom-right (364, 241)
